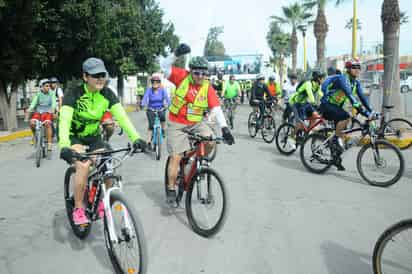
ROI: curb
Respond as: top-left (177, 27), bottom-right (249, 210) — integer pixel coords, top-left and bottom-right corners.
top-left (0, 105), bottom-right (137, 144)
top-left (0, 129), bottom-right (32, 143)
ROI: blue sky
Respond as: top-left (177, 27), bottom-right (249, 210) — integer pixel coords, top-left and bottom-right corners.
top-left (158, 0), bottom-right (412, 68)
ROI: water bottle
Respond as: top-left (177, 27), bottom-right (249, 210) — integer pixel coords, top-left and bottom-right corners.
top-left (88, 180), bottom-right (98, 204)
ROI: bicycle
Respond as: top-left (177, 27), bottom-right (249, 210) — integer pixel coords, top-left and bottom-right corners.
top-left (148, 108), bottom-right (166, 161)
top-left (372, 219), bottom-right (412, 274)
top-left (349, 105), bottom-right (412, 150)
top-left (275, 114), bottom-right (331, 156)
top-left (34, 119), bottom-right (49, 168)
top-left (223, 98), bottom-right (237, 130)
top-left (300, 115), bottom-right (405, 187)
top-left (164, 129), bottom-right (228, 237)
top-left (64, 145), bottom-right (148, 274)
top-left (247, 100), bottom-right (277, 143)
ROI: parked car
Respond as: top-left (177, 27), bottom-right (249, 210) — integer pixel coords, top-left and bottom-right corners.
top-left (400, 76), bottom-right (412, 93)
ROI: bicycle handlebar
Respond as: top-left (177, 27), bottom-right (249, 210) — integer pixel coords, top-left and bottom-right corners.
top-left (181, 128), bottom-right (225, 143)
top-left (71, 144), bottom-right (146, 162)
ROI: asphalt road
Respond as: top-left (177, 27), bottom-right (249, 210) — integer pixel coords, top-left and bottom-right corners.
top-left (0, 105), bottom-right (411, 274)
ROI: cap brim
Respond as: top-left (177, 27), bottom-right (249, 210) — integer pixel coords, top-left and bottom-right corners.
top-left (86, 68), bottom-right (108, 75)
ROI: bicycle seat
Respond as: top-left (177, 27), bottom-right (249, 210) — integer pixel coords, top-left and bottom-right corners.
top-left (383, 105), bottom-right (394, 109)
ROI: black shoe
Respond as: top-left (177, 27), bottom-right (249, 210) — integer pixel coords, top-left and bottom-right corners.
top-left (166, 189), bottom-right (177, 204)
top-left (162, 132), bottom-right (166, 138)
top-left (334, 157), bottom-right (346, 171)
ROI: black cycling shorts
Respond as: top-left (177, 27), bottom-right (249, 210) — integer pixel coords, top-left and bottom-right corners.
top-left (320, 101), bottom-right (350, 123)
top-left (146, 109), bottom-right (166, 130)
top-left (70, 135), bottom-right (108, 152)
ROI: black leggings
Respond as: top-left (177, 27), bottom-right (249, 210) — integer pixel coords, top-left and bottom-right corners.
top-left (146, 109), bottom-right (166, 130)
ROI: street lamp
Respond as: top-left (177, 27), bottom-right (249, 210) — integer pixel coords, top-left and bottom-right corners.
top-left (352, 0), bottom-right (358, 59)
top-left (299, 24), bottom-right (308, 72)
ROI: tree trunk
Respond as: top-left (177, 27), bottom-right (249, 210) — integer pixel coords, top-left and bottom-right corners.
top-left (279, 56), bottom-right (284, 87)
top-left (314, 4), bottom-right (328, 71)
top-left (0, 81), bottom-right (18, 131)
top-left (381, 0), bottom-right (402, 118)
top-left (291, 27), bottom-right (298, 73)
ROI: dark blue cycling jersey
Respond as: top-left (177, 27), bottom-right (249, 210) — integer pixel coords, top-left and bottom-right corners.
top-left (321, 74), bottom-right (372, 115)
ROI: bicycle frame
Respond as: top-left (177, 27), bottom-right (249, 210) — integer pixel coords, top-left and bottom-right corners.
top-left (301, 116), bottom-right (328, 133)
top-left (180, 143), bottom-right (207, 192)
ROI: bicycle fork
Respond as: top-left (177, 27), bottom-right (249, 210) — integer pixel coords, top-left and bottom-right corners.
top-left (102, 184), bottom-right (134, 244)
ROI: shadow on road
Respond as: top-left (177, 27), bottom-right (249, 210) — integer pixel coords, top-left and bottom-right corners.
top-left (321, 241), bottom-right (372, 274)
top-left (139, 179), bottom-right (192, 230)
top-left (52, 209), bottom-right (112, 270)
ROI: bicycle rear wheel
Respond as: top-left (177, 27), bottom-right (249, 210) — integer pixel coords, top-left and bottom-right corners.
top-left (261, 115), bottom-right (276, 143)
top-left (103, 191), bottom-right (148, 274)
top-left (372, 219), bottom-right (412, 274)
top-left (300, 133), bottom-right (333, 174)
top-left (186, 168), bottom-right (228, 237)
top-left (63, 167), bottom-right (92, 239)
top-left (382, 118), bottom-right (412, 150)
top-left (275, 123), bottom-right (297, 155)
top-left (357, 139), bottom-right (404, 187)
top-left (248, 112), bottom-right (258, 138)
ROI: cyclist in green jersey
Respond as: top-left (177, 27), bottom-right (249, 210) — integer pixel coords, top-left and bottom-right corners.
top-left (289, 70), bottom-right (326, 130)
top-left (59, 57), bottom-right (147, 225)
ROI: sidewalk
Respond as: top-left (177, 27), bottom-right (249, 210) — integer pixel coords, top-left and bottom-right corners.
top-left (0, 104), bottom-right (137, 143)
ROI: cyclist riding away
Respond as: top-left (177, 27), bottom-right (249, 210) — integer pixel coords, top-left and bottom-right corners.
top-left (25, 79), bottom-right (56, 150)
top-left (58, 57), bottom-right (146, 225)
top-left (161, 43), bottom-right (235, 203)
top-left (320, 58), bottom-right (373, 171)
top-left (141, 73), bottom-right (170, 147)
top-left (251, 74), bottom-right (274, 128)
top-left (289, 70), bottom-right (326, 131)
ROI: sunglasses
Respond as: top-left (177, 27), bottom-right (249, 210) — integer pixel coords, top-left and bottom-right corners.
top-left (43, 84), bottom-right (50, 87)
top-left (88, 72), bottom-right (107, 79)
top-left (192, 70), bottom-right (208, 77)
top-left (151, 80), bottom-right (161, 84)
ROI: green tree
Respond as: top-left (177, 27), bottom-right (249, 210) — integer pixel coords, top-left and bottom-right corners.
top-left (204, 26), bottom-right (226, 57)
top-left (266, 22), bottom-right (291, 84)
top-left (271, 2), bottom-right (313, 73)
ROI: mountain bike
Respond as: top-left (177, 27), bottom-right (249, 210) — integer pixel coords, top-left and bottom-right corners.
top-left (164, 129), bottom-right (228, 237)
top-left (372, 218), bottom-right (412, 274)
top-left (275, 114), bottom-right (331, 155)
top-left (300, 115), bottom-right (405, 187)
top-left (149, 108), bottom-right (166, 161)
top-left (64, 145), bottom-right (148, 274)
top-left (247, 100), bottom-right (277, 143)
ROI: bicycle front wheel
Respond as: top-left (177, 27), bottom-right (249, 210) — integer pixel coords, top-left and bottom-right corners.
top-left (382, 118), bottom-right (412, 150)
top-left (357, 139), bottom-right (404, 187)
top-left (248, 112), bottom-right (258, 138)
top-left (186, 168), bottom-right (228, 237)
top-left (35, 130), bottom-right (42, 168)
top-left (300, 133), bottom-right (333, 174)
top-left (275, 123), bottom-right (297, 155)
top-left (155, 132), bottom-right (161, 161)
top-left (372, 219), bottom-right (412, 274)
top-left (261, 115), bottom-right (276, 143)
top-left (104, 191), bottom-right (148, 274)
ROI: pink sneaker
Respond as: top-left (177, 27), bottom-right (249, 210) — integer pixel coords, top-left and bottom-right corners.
top-left (97, 201), bottom-right (104, 219)
top-left (72, 208), bottom-right (89, 225)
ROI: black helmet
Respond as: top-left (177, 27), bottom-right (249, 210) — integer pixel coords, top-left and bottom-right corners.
top-left (189, 56), bottom-right (208, 70)
top-left (312, 70), bottom-right (326, 82)
top-left (288, 73), bottom-right (298, 80)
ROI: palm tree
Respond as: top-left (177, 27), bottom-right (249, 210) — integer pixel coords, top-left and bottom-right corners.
top-left (271, 2), bottom-right (313, 73)
top-left (381, 0), bottom-right (402, 117)
top-left (266, 22), bottom-right (291, 84)
top-left (303, 0), bottom-right (346, 71)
